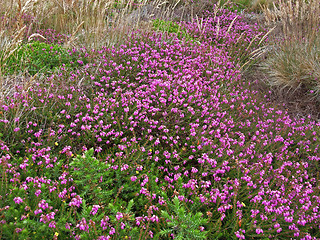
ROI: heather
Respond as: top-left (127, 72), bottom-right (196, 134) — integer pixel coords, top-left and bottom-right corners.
top-left (1, 1), bottom-right (320, 240)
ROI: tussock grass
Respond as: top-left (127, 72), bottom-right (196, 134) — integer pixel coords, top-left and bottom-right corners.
top-left (261, 0), bottom-right (320, 99)
top-left (261, 35), bottom-right (320, 92)
top-left (264, 0), bottom-right (320, 41)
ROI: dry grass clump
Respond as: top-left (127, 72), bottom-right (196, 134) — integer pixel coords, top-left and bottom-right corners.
top-left (261, 0), bottom-right (320, 99)
top-left (0, 0), bottom-right (143, 51)
top-left (250, 0), bottom-right (274, 10)
top-left (0, 27), bottom-right (26, 76)
top-left (0, 0), bottom-right (33, 90)
top-left (264, 0), bottom-right (320, 41)
top-left (31, 0), bottom-right (154, 49)
top-left (261, 38), bottom-right (320, 91)
top-left (0, 0), bottom-right (196, 51)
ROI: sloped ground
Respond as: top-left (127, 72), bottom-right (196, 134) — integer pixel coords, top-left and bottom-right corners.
top-left (0, 1), bottom-right (320, 240)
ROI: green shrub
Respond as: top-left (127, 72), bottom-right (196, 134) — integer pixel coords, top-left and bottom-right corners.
top-left (152, 19), bottom-right (181, 34)
top-left (69, 148), bottom-right (114, 205)
top-left (157, 196), bottom-right (208, 240)
top-left (152, 19), bottom-right (199, 44)
top-left (220, 0), bottom-right (274, 12)
top-left (3, 41), bottom-right (85, 76)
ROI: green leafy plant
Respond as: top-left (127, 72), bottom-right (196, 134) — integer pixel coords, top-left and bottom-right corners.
top-left (220, 0), bottom-right (274, 12)
top-left (69, 148), bottom-right (114, 205)
top-left (157, 196), bottom-right (208, 240)
top-left (3, 41), bottom-right (85, 75)
top-left (152, 19), bottom-right (181, 34)
top-left (152, 19), bottom-right (199, 44)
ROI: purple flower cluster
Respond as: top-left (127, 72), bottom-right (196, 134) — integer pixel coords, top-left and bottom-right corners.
top-left (181, 7), bottom-right (264, 64)
top-left (0, 13), bottom-right (35, 37)
top-left (29, 28), bottom-right (70, 45)
top-left (0, 5), bottom-right (319, 240)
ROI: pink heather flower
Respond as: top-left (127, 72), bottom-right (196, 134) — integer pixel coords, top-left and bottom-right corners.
top-left (178, 195), bottom-right (184, 201)
top-left (121, 164), bottom-right (129, 171)
top-left (58, 188), bottom-right (67, 198)
top-left (235, 228), bottom-right (245, 239)
top-left (40, 214), bottom-right (49, 224)
top-left (274, 223), bottom-right (280, 228)
top-left (14, 197), bottom-right (23, 204)
top-left (109, 227), bottom-right (115, 235)
top-left (69, 195), bottom-right (83, 208)
top-left (150, 215), bottom-right (159, 223)
top-left (2, 104), bottom-right (9, 111)
top-left (250, 209), bottom-right (259, 218)
top-left (65, 222), bottom-right (71, 229)
top-left (90, 205), bottom-right (100, 215)
top-left (98, 236), bottom-right (111, 240)
top-left (131, 176), bottom-right (137, 182)
top-left (120, 222), bottom-right (125, 229)
top-left (49, 221), bottom-right (56, 228)
top-left (136, 219), bottom-right (141, 226)
top-left (77, 218), bottom-right (89, 232)
top-left (35, 189), bottom-right (41, 197)
top-left (48, 212), bottom-right (55, 220)
top-left (38, 200), bottom-right (49, 210)
top-left (191, 167), bottom-right (198, 173)
top-left (95, 147), bottom-right (102, 152)
top-left (116, 212), bottom-right (123, 220)
top-left (34, 209), bottom-right (43, 215)
top-left (19, 163), bottom-right (28, 169)
top-left (256, 228), bottom-right (263, 234)
top-left (101, 216), bottom-right (109, 230)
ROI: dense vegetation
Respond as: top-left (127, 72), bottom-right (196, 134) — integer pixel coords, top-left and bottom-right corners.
top-left (0, 0), bottom-right (320, 239)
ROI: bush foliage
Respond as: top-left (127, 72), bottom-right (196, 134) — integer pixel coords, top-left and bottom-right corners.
top-left (0, 1), bottom-right (320, 240)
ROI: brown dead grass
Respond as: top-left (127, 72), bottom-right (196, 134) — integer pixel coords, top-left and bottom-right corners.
top-left (244, 0), bottom-right (320, 121)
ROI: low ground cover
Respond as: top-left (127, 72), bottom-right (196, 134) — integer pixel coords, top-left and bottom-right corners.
top-left (0, 0), bottom-right (320, 239)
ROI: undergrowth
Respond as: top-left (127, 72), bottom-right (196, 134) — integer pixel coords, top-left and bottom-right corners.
top-left (0, 1), bottom-right (320, 240)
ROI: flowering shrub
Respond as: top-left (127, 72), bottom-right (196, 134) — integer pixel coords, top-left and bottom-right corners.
top-left (0, 4), bottom-right (320, 240)
top-left (181, 7), bottom-right (265, 66)
top-left (29, 29), bottom-right (70, 45)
